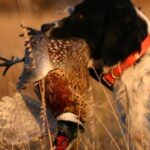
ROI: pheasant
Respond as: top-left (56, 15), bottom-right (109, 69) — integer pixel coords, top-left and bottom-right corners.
top-left (0, 26), bottom-right (93, 149)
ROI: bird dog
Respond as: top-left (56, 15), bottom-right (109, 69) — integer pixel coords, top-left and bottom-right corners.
top-left (41, 0), bottom-right (150, 149)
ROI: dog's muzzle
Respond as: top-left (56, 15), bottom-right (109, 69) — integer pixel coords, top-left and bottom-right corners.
top-left (41, 21), bottom-right (63, 36)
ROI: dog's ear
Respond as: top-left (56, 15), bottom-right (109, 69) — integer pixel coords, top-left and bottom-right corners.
top-left (101, 4), bottom-right (148, 66)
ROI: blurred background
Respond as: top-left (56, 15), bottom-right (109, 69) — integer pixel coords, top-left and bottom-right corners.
top-left (0, 0), bottom-right (81, 13)
top-left (0, 0), bottom-right (149, 98)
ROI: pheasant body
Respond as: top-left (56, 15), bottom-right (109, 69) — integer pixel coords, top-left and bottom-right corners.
top-left (1, 32), bottom-right (92, 149)
top-left (18, 35), bottom-right (91, 123)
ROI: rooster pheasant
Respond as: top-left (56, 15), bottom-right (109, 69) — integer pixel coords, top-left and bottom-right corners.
top-left (0, 27), bottom-right (93, 149)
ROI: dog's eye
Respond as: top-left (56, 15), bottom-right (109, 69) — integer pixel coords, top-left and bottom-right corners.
top-left (78, 14), bottom-right (84, 19)
top-left (71, 13), bottom-right (84, 21)
top-left (75, 13), bottom-right (84, 20)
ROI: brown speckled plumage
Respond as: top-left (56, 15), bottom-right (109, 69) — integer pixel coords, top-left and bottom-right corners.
top-left (45, 38), bottom-right (90, 123)
top-left (45, 39), bottom-right (89, 122)
top-left (0, 32), bottom-right (92, 149)
top-left (16, 33), bottom-right (92, 123)
top-left (30, 37), bottom-right (91, 123)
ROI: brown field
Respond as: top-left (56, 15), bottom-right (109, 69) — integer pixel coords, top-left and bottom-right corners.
top-left (0, 1), bottom-right (150, 149)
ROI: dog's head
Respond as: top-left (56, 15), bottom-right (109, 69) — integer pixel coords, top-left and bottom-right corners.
top-left (50, 0), bottom-right (106, 39)
top-left (43, 0), bottom-right (148, 67)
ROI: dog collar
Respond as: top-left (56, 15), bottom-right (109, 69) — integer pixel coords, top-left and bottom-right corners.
top-left (101, 34), bottom-right (150, 90)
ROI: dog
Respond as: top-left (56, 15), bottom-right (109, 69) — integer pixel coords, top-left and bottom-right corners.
top-left (40, 0), bottom-right (150, 149)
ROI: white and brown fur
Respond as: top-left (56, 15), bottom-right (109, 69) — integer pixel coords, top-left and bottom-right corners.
top-left (111, 9), bottom-right (150, 149)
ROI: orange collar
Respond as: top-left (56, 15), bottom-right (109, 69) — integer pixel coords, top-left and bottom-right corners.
top-left (101, 35), bottom-right (150, 90)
